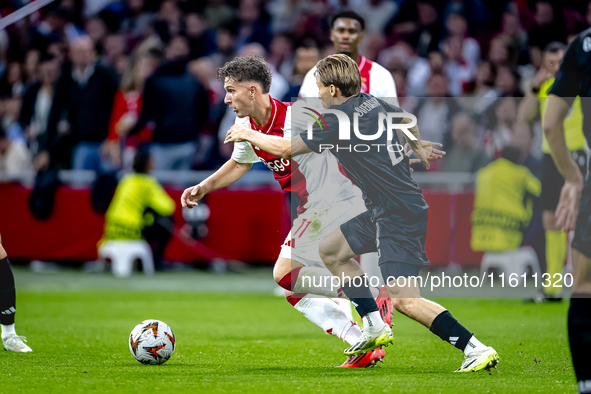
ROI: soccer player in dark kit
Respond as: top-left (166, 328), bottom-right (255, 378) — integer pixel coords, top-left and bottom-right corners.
top-left (225, 54), bottom-right (499, 373)
top-left (543, 28), bottom-right (591, 394)
top-left (0, 234), bottom-right (32, 352)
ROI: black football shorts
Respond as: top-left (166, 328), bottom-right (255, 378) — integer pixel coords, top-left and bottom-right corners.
top-left (341, 210), bottom-right (430, 274)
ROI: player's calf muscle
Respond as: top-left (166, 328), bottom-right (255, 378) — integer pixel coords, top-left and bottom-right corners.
top-left (318, 230), bottom-right (355, 270)
top-left (386, 279), bottom-right (421, 298)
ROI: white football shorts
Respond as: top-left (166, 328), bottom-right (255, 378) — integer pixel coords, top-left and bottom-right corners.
top-left (278, 197), bottom-right (366, 267)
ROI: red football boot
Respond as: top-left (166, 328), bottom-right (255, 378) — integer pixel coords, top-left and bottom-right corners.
top-left (376, 287), bottom-right (393, 327)
top-left (337, 347), bottom-right (385, 368)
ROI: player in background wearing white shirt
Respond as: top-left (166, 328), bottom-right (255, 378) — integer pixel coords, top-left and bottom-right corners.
top-left (299, 10), bottom-right (398, 104)
top-left (299, 9), bottom-right (397, 308)
top-left (181, 55), bottom-right (393, 367)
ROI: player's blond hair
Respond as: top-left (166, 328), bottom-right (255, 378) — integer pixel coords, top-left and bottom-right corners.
top-left (315, 54), bottom-right (361, 97)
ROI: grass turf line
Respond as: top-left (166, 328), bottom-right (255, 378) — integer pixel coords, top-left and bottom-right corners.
top-left (0, 291), bottom-right (576, 393)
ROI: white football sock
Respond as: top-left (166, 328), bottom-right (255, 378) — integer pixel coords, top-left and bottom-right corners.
top-left (1, 323), bottom-right (16, 339)
top-left (292, 294), bottom-right (362, 345)
top-left (332, 298), bottom-right (354, 322)
top-left (464, 335), bottom-right (487, 356)
top-left (362, 311), bottom-right (385, 333)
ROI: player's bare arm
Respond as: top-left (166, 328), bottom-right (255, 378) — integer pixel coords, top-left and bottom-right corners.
top-left (225, 125), bottom-right (312, 160)
top-left (181, 159), bottom-right (252, 209)
top-left (543, 94), bottom-right (584, 231)
top-left (224, 124), bottom-right (296, 159)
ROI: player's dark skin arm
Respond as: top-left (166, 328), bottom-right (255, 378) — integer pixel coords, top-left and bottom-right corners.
top-left (543, 94), bottom-right (584, 230)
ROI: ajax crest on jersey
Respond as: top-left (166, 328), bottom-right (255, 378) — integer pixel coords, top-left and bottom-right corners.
top-left (129, 320), bottom-right (176, 365)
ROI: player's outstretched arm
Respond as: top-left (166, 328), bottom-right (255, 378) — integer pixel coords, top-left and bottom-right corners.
top-left (224, 124), bottom-right (291, 158)
top-left (181, 159), bottom-right (252, 209)
top-left (543, 94), bottom-right (584, 231)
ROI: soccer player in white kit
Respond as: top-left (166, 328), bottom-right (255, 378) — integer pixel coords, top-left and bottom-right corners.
top-left (181, 55), bottom-right (393, 367)
top-left (298, 9), bottom-right (397, 297)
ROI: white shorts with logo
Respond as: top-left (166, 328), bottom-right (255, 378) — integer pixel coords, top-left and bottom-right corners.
top-left (278, 197), bottom-right (367, 267)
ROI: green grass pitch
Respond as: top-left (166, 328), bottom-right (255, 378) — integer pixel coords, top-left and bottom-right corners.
top-left (0, 271), bottom-right (577, 393)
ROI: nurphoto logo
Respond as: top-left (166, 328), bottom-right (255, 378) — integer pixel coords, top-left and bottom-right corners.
top-left (303, 103), bottom-right (417, 142)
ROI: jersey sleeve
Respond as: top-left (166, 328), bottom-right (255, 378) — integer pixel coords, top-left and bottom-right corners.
top-left (372, 64), bottom-right (399, 107)
top-left (298, 67), bottom-right (318, 98)
top-left (230, 116), bottom-right (259, 163)
top-left (287, 100), bottom-right (312, 138)
top-left (299, 112), bottom-right (339, 154)
top-left (147, 178), bottom-right (176, 216)
top-left (549, 38), bottom-right (581, 105)
top-left (524, 169), bottom-right (542, 197)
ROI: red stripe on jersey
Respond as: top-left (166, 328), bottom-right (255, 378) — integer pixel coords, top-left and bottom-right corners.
top-left (248, 97), bottom-right (309, 212)
top-left (337, 162), bottom-right (348, 178)
top-left (290, 167), bottom-right (309, 215)
top-left (358, 55), bottom-right (373, 94)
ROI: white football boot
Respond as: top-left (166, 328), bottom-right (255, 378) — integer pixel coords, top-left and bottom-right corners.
top-left (344, 319), bottom-right (394, 356)
top-left (2, 335), bottom-right (33, 352)
top-left (454, 347), bottom-right (499, 372)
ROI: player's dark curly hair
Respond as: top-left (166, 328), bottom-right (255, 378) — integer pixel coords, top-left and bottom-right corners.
top-left (217, 55), bottom-right (272, 94)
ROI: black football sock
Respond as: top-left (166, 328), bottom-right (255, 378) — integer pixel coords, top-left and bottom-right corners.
top-left (568, 296), bottom-right (591, 393)
top-left (0, 257), bottom-right (16, 326)
top-left (429, 310), bottom-right (472, 352)
top-left (341, 275), bottom-right (378, 318)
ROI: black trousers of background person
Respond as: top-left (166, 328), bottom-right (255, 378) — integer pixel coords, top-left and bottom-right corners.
top-left (142, 209), bottom-right (174, 271)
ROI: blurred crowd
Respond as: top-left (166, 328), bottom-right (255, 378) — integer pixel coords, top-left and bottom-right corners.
top-left (1, 0), bottom-right (591, 176)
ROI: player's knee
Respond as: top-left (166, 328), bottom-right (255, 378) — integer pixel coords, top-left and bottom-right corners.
top-left (273, 269), bottom-right (283, 286)
top-left (273, 259), bottom-right (290, 286)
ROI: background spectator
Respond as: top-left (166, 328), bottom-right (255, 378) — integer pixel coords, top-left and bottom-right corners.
top-left (471, 145), bottom-right (541, 253)
top-left (357, 0), bottom-right (399, 34)
top-left (282, 42), bottom-right (320, 102)
top-left (100, 150), bottom-right (175, 270)
top-left (124, 55), bottom-right (209, 171)
top-left (410, 72), bottom-right (460, 149)
top-left (0, 0), bottom-right (589, 179)
top-left (45, 36), bottom-right (119, 171)
top-left (0, 126), bottom-right (32, 175)
top-left (528, 1), bottom-right (567, 69)
top-left (440, 112), bottom-right (491, 172)
top-left (107, 45), bottom-right (163, 171)
top-left (19, 52), bottom-right (60, 171)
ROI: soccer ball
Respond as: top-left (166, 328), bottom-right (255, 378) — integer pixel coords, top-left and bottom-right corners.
top-left (129, 319), bottom-right (176, 365)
